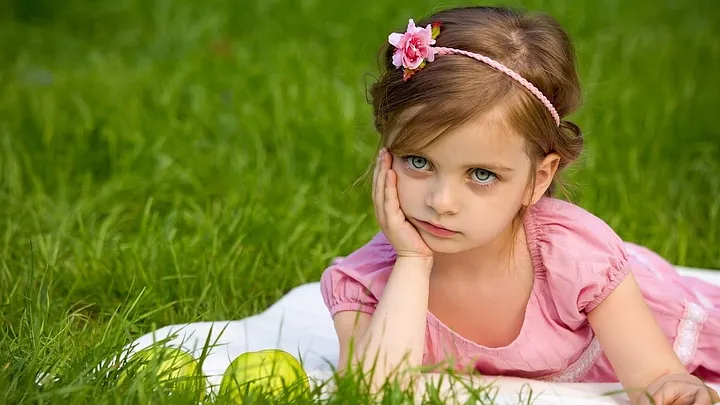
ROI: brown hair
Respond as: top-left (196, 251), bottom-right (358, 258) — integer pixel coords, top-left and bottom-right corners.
top-left (368, 6), bottom-right (584, 198)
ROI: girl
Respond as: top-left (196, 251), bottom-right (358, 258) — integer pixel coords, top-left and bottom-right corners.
top-left (320, 6), bottom-right (720, 405)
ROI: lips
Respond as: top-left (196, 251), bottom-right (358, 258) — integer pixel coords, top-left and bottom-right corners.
top-left (413, 219), bottom-right (458, 238)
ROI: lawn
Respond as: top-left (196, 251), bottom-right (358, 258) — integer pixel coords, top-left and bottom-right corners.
top-left (1, 0), bottom-right (718, 403)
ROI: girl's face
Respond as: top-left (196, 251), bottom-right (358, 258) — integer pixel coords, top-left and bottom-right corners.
top-left (391, 108), bottom-right (549, 254)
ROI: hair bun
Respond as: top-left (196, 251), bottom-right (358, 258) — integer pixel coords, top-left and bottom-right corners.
top-left (556, 120), bottom-right (583, 169)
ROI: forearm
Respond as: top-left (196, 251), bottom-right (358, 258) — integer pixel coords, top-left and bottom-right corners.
top-left (350, 256), bottom-right (433, 385)
top-left (586, 274), bottom-right (688, 403)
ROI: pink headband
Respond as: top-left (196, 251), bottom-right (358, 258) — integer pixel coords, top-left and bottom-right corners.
top-left (388, 19), bottom-right (560, 127)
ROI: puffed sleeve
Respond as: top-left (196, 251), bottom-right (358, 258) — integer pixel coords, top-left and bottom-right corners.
top-left (529, 198), bottom-right (631, 330)
top-left (319, 232), bottom-right (396, 317)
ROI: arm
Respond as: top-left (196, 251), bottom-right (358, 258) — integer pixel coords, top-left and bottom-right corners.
top-left (332, 149), bottom-right (435, 390)
top-left (333, 256), bottom-right (433, 389)
top-left (588, 272), bottom-right (717, 404)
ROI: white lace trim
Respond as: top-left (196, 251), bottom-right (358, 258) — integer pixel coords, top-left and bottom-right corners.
top-left (673, 301), bottom-right (707, 365)
top-left (537, 337), bottom-right (602, 383)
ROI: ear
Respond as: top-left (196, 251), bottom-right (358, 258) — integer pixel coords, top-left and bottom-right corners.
top-left (524, 153), bottom-right (561, 205)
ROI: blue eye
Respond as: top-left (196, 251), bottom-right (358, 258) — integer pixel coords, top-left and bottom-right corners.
top-left (472, 169), bottom-right (497, 184)
top-left (406, 156), bottom-right (429, 170)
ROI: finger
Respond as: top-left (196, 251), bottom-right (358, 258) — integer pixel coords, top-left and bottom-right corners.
top-left (374, 149), bottom-right (388, 225)
top-left (695, 387), bottom-right (715, 405)
top-left (708, 386), bottom-right (720, 403)
top-left (683, 384), bottom-right (717, 405)
top-left (649, 384), bottom-right (681, 405)
top-left (384, 167), bottom-right (394, 203)
top-left (384, 169), bottom-right (401, 224)
top-left (653, 389), bottom-right (690, 405)
top-left (694, 391), bottom-right (712, 405)
top-left (685, 391), bottom-right (711, 405)
top-left (372, 150), bottom-right (381, 204)
top-left (382, 153), bottom-right (393, 204)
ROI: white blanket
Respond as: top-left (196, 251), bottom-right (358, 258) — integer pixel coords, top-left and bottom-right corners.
top-left (126, 267), bottom-right (720, 404)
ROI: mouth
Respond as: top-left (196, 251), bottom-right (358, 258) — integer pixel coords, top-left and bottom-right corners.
top-left (412, 218), bottom-right (458, 238)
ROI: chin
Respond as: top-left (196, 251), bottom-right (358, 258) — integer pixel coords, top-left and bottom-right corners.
top-left (421, 234), bottom-right (473, 254)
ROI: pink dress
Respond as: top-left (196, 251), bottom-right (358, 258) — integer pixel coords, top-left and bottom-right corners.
top-left (319, 197), bottom-right (720, 383)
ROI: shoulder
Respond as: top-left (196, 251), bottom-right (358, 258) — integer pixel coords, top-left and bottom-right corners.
top-left (319, 232), bottom-right (397, 316)
top-left (321, 232), bottom-right (397, 283)
top-left (526, 197), bottom-right (629, 275)
top-left (527, 198), bottom-right (631, 325)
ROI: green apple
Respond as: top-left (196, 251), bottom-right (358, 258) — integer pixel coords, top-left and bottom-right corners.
top-left (219, 349), bottom-right (310, 403)
top-left (119, 346), bottom-right (205, 397)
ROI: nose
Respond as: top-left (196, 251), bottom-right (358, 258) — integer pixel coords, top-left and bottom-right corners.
top-left (425, 178), bottom-right (460, 216)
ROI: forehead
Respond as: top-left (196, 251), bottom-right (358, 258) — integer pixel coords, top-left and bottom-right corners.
top-left (420, 108), bottom-right (528, 167)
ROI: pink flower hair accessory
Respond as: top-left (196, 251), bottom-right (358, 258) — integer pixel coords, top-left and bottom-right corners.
top-left (388, 18), bottom-right (561, 127)
top-left (388, 19), bottom-right (441, 81)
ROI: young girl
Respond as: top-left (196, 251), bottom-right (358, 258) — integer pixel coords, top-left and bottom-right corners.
top-left (319, 6), bottom-right (720, 405)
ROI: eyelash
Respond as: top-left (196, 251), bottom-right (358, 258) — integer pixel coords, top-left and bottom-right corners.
top-left (401, 155), bottom-right (499, 188)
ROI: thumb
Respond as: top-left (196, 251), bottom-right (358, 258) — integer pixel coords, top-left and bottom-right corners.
top-left (708, 386), bottom-right (719, 403)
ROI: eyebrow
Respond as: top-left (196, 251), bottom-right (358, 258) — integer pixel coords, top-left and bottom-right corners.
top-left (461, 162), bottom-right (514, 172)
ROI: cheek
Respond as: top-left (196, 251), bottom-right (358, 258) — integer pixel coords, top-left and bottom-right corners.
top-left (392, 166), bottom-right (421, 207)
top-left (468, 181), bottom-right (527, 225)
top-left (394, 174), bottom-right (413, 204)
top-left (512, 173), bottom-right (535, 205)
top-left (494, 179), bottom-right (528, 209)
top-left (488, 183), bottom-right (529, 224)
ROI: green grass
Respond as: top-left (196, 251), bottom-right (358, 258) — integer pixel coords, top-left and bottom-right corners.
top-left (1, 0), bottom-right (719, 403)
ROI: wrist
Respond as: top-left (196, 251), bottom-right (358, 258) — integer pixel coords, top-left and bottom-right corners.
top-left (396, 255), bottom-right (434, 265)
top-left (646, 371), bottom-right (694, 387)
top-left (394, 255), bottom-right (434, 276)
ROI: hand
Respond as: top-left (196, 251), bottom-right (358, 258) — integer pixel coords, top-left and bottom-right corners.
top-left (638, 373), bottom-right (720, 405)
top-left (372, 148), bottom-right (433, 259)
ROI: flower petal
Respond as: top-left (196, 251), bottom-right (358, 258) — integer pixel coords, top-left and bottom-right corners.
top-left (426, 48), bottom-right (436, 62)
top-left (404, 54), bottom-right (422, 70)
top-left (392, 50), bottom-right (403, 68)
top-left (407, 19), bottom-right (416, 32)
top-left (388, 32), bottom-right (404, 47)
